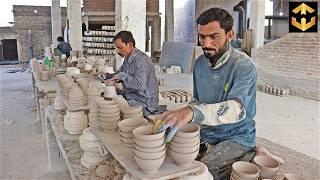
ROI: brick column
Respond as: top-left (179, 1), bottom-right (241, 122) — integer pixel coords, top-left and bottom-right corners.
top-left (68, 0), bottom-right (82, 51)
top-left (51, 0), bottom-right (62, 46)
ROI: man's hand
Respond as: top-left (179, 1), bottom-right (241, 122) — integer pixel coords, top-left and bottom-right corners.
top-left (104, 74), bottom-right (120, 86)
top-left (156, 106), bottom-right (194, 143)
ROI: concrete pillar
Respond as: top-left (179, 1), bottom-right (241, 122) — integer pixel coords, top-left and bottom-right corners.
top-left (68, 0), bottom-right (82, 51)
top-left (115, 0), bottom-right (146, 50)
top-left (165, 0), bottom-right (174, 41)
top-left (249, 0), bottom-right (265, 48)
top-left (151, 16), bottom-right (161, 54)
top-left (51, 0), bottom-right (62, 46)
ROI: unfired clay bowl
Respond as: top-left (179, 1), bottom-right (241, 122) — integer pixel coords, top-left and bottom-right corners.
top-left (134, 143), bottom-right (165, 153)
top-left (132, 125), bottom-right (165, 141)
top-left (175, 123), bottom-right (200, 138)
top-left (134, 137), bottom-right (164, 148)
top-left (172, 134), bottom-right (200, 143)
top-left (253, 155), bottom-right (279, 179)
top-left (120, 136), bottom-right (134, 144)
top-left (118, 118), bottom-right (147, 132)
top-left (232, 161), bottom-right (260, 179)
top-left (169, 139), bottom-right (200, 148)
top-left (98, 108), bottom-right (120, 114)
top-left (98, 121), bottom-right (118, 132)
top-left (119, 130), bottom-right (134, 139)
top-left (134, 147), bottom-right (166, 160)
top-left (121, 106), bottom-right (143, 114)
top-left (98, 111), bottom-right (120, 118)
top-left (134, 154), bottom-right (165, 174)
top-left (169, 141), bottom-right (200, 153)
top-left (169, 148), bottom-right (199, 168)
top-left (98, 116), bottom-right (120, 122)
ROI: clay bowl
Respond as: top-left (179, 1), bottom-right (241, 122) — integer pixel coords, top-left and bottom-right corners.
top-left (134, 147), bottom-right (166, 160)
top-left (169, 141), bottom-right (200, 153)
top-left (120, 136), bottom-right (134, 144)
top-left (253, 155), bottom-right (280, 179)
top-left (284, 173), bottom-right (306, 180)
top-left (175, 123), bottom-right (200, 138)
top-left (134, 137), bottom-right (164, 148)
top-left (121, 106), bottom-right (143, 115)
top-left (134, 154), bottom-right (165, 174)
top-left (132, 125), bottom-right (165, 141)
top-left (169, 148), bottom-right (199, 167)
top-left (118, 118), bottom-right (147, 133)
top-left (97, 116), bottom-right (120, 122)
top-left (171, 134), bottom-right (200, 143)
top-left (232, 161), bottom-right (260, 179)
top-left (169, 138), bottom-right (200, 148)
top-left (98, 111), bottom-right (120, 118)
top-left (97, 100), bottom-right (119, 108)
top-left (134, 143), bottom-right (165, 153)
top-left (119, 130), bottom-right (134, 139)
top-left (122, 112), bottom-right (144, 119)
top-left (98, 121), bottom-right (118, 132)
top-left (98, 107), bottom-right (120, 114)
top-left (120, 139), bottom-right (134, 148)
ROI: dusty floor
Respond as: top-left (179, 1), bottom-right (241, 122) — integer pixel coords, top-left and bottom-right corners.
top-left (0, 65), bottom-right (69, 179)
top-left (0, 66), bottom-right (319, 179)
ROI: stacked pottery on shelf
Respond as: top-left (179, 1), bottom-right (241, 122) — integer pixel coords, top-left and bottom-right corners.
top-left (112, 95), bottom-right (130, 110)
top-left (76, 77), bottom-right (90, 95)
top-left (230, 161), bottom-right (260, 180)
top-left (79, 127), bottom-right (109, 168)
top-left (168, 123), bottom-right (200, 167)
top-left (41, 70), bottom-right (50, 81)
top-left (88, 99), bottom-right (100, 128)
top-left (117, 117), bottom-right (147, 148)
top-left (253, 155), bottom-right (280, 179)
top-left (64, 110), bottom-right (88, 134)
top-left (103, 85), bottom-right (117, 99)
top-left (68, 85), bottom-right (86, 109)
top-left (132, 124), bottom-right (166, 173)
top-left (97, 100), bottom-right (120, 132)
top-left (121, 106), bottom-right (143, 119)
top-left (57, 74), bottom-right (75, 98)
top-left (54, 95), bottom-right (66, 111)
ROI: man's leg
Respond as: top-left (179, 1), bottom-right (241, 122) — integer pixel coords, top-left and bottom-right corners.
top-left (200, 139), bottom-right (255, 180)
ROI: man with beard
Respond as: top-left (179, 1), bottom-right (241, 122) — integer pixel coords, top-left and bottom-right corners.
top-left (104, 31), bottom-right (159, 116)
top-left (155, 8), bottom-right (257, 179)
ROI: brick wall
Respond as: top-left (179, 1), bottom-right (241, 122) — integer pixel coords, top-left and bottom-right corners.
top-left (252, 33), bottom-right (320, 101)
top-left (13, 5), bottom-right (67, 61)
top-left (0, 27), bottom-right (17, 40)
top-left (83, 0), bottom-right (159, 12)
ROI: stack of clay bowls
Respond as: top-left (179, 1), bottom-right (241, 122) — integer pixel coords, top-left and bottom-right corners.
top-left (68, 85), bottom-right (86, 109)
top-left (121, 106), bottom-right (143, 119)
top-left (57, 74), bottom-right (75, 98)
top-left (54, 96), bottom-right (66, 111)
top-left (79, 127), bottom-right (109, 168)
top-left (113, 95), bottom-right (130, 110)
top-left (41, 70), bottom-right (49, 81)
top-left (66, 67), bottom-right (80, 76)
top-left (253, 155), bottom-right (280, 179)
top-left (132, 124), bottom-right (166, 173)
top-left (117, 117), bottom-right (147, 148)
top-left (97, 100), bottom-right (120, 132)
top-left (87, 81), bottom-right (102, 105)
top-left (88, 99), bottom-right (100, 128)
top-left (104, 85), bottom-right (117, 99)
top-left (231, 161), bottom-right (260, 180)
top-left (168, 123), bottom-right (200, 167)
top-left (64, 110), bottom-right (88, 134)
top-left (76, 78), bottom-right (90, 95)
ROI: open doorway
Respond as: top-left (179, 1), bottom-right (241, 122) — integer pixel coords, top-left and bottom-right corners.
top-left (0, 39), bottom-right (18, 61)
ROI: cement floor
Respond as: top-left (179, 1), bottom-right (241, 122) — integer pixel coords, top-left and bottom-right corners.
top-left (0, 66), bottom-right (319, 179)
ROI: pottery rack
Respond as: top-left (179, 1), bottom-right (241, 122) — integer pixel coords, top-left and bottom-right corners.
top-left (92, 128), bottom-right (203, 180)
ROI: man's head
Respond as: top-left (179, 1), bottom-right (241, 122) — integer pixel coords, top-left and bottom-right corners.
top-left (113, 31), bottom-right (135, 58)
top-left (57, 36), bottom-right (64, 42)
top-left (196, 8), bottom-right (234, 62)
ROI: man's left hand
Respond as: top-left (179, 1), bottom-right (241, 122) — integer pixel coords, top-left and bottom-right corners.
top-left (104, 74), bottom-right (120, 86)
top-left (156, 106), bottom-right (194, 143)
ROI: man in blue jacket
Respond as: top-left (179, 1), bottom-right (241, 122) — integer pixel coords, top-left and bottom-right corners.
top-left (157, 8), bottom-right (257, 179)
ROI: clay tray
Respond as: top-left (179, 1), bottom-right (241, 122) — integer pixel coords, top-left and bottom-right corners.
top-left (92, 129), bottom-right (203, 180)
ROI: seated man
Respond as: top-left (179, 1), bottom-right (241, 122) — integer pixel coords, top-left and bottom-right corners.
top-left (104, 31), bottom-right (159, 116)
top-left (56, 36), bottom-right (72, 58)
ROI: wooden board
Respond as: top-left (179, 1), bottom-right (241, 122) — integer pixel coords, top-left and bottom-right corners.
top-left (92, 129), bottom-right (203, 180)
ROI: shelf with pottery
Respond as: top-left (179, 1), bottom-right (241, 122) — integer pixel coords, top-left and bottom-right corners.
top-left (91, 128), bottom-right (204, 180)
top-left (45, 105), bottom-right (88, 180)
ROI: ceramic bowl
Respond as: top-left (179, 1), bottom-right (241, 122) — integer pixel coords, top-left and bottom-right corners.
top-left (175, 123), bottom-right (200, 138)
top-left (98, 116), bottom-right (120, 122)
top-left (119, 130), bottom-right (134, 139)
top-left (118, 118), bottom-right (147, 133)
top-left (172, 134), bottom-right (200, 143)
top-left (98, 111), bottom-right (120, 118)
top-left (120, 136), bottom-right (134, 144)
top-left (98, 121), bottom-right (118, 132)
top-left (169, 148), bottom-right (199, 167)
top-left (98, 108), bottom-right (120, 114)
top-left (169, 141), bottom-right (200, 153)
top-left (132, 125), bottom-right (165, 141)
top-left (134, 143), bottom-right (165, 153)
top-left (253, 155), bottom-right (280, 179)
top-left (134, 147), bottom-right (166, 160)
top-left (169, 138), bottom-right (200, 148)
top-left (121, 106), bottom-right (143, 115)
top-left (134, 137), bottom-right (164, 148)
top-left (134, 154), bottom-right (165, 174)
top-left (232, 161), bottom-right (260, 179)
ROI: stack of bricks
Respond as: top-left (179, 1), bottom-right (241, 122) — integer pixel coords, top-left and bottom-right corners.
top-left (262, 85), bottom-right (290, 97)
top-left (160, 89), bottom-right (192, 103)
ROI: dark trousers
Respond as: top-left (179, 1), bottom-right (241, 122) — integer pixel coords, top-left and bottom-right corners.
top-left (198, 139), bottom-right (255, 180)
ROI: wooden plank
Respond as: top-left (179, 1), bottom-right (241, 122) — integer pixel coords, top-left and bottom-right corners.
top-left (92, 129), bottom-right (203, 180)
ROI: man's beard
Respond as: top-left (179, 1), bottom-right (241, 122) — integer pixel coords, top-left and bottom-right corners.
top-left (203, 40), bottom-right (229, 66)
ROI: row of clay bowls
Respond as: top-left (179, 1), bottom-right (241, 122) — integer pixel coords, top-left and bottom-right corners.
top-left (96, 100), bottom-right (120, 132)
top-left (253, 155), bottom-right (280, 179)
top-left (132, 125), bottom-right (166, 174)
top-left (68, 85), bottom-right (86, 109)
top-left (121, 106), bottom-right (143, 119)
top-left (168, 123), bottom-right (200, 167)
top-left (118, 117), bottom-right (147, 148)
